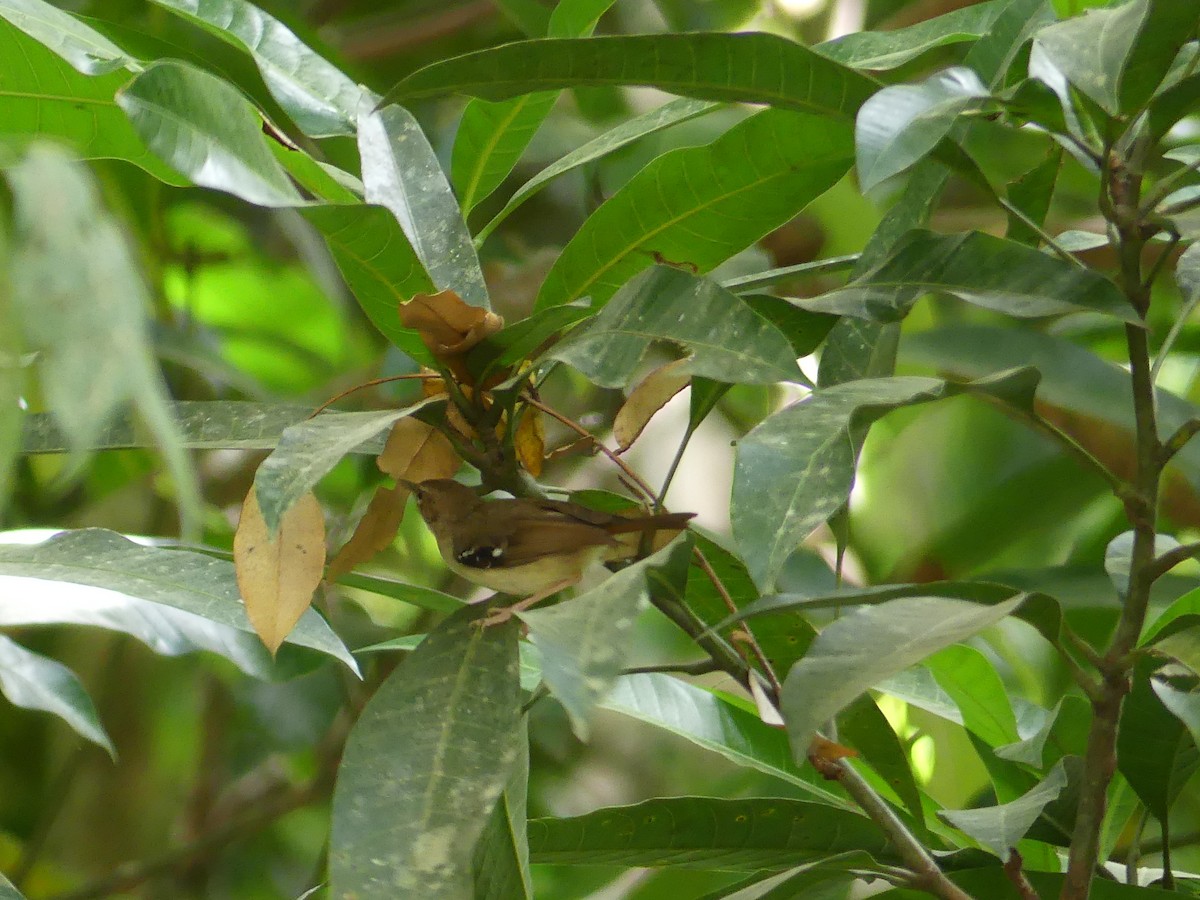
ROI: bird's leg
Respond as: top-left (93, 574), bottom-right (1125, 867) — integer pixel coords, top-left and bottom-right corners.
top-left (476, 578), bottom-right (577, 629)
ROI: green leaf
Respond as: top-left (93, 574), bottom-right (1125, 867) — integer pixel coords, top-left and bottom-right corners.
top-left (837, 694), bottom-right (925, 824)
top-left (544, 267), bottom-right (804, 389)
top-left (299, 205), bottom-right (434, 358)
top-left (694, 858), bottom-right (870, 900)
top-left (1118, 662), bottom-right (1199, 820)
top-left (940, 760), bottom-right (1068, 860)
top-left (927, 644), bottom-right (1020, 750)
top-left (253, 402), bottom-right (434, 535)
top-left (7, 145), bottom-right (202, 537)
top-left (359, 103), bottom-right (489, 309)
top-left (0, 17), bottom-right (180, 182)
top-left (117, 60), bottom-right (304, 206)
top-left (0, 0), bottom-right (133, 74)
top-left (522, 538), bottom-right (690, 739)
top-left (381, 32), bottom-right (878, 118)
top-left (0, 872), bottom-right (24, 900)
top-left (329, 603), bottom-right (520, 898)
top-left (528, 796), bottom-right (895, 868)
top-left (0, 529), bottom-right (357, 677)
top-left (467, 299), bottom-right (592, 380)
top-left (1032, 0), bottom-right (1199, 115)
top-left (146, 0), bottom-right (363, 137)
top-left (453, 92), bottom-right (557, 214)
top-left (815, 2), bottom-right (1003, 70)
top-left (1154, 680), bottom-right (1200, 763)
top-left (1005, 148), bottom-right (1061, 245)
top-left (0, 634), bottom-right (114, 755)
top-left (733, 368), bottom-right (1040, 591)
top-left (21, 401), bottom-right (392, 455)
top-left (602, 673), bottom-right (847, 806)
top-left (781, 594), bottom-right (1024, 757)
top-left (472, 721), bottom-right (532, 900)
top-left (797, 230), bottom-right (1136, 323)
top-left (856, 67), bottom-right (990, 191)
top-left (0, 215), bottom-right (17, 520)
top-left (476, 97), bottom-right (718, 244)
top-left (1106, 531), bottom-right (1181, 598)
top-left (535, 108), bottom-right (853, 311)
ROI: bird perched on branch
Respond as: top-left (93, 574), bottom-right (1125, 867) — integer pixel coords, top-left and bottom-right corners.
top-left (401, 478), bottom-right (694, 626)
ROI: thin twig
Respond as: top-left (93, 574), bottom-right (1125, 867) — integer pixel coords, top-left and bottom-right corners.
top-left (1145, 539), bottom-right (1200, 583)
top-left (1160, 418), bottom-right (1200, 465)
top-left (307, 373), bottom-right (442, 418)
top-left (622, 660), bottom-right (721, 676)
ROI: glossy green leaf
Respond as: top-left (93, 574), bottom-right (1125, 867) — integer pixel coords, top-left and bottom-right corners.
top-left (695, 858), bottom-right (870, 900)
top-left (0, 528), bottom-right (357, 677)
top-left (472, 721), bottom-right (532, 900)
top-left (329, 603), bottom-right (521, 898)
top-left (299, 204), bottom-right (433, 358)
top-left (359, 103), bottom-right (489, 309)
top-left (815, 2), bottom-right (1003, 70)
top-left (7, 145), bottom-right (201, 536)
top-left (468, 300), bottom-right (591, 379)
top-left (381, 32), bottom-right (878, 118)
top-left (782, 594), bottom-right (1023, 757)
top-left (147, 0), bottom-right (363, 137)
top-left (535, 108), bottom-right (853, 311)
top-left (0, 872), bottom-right (23, 900)
top-left (1032, 0), bottom-right (1199, 115)
top-left (0, 634), bottom-right (113, 755)
top-left (476, 97), bottom-right (718, 243)
top-left (528, 797), bottom-right (894, 868)
top-left (601, 673), bottom-right (847, 807)
top-left (856, 67), bottom-right (989, 191)
top-left (117, 60), bottom-right (303, 205)
top-left (1154, 680), bottom-right (1200, 762)
top-left (1118, 661), bottom-right (1198, 820)
top-left (1005, 148), bottom-right (1061, 245)
top-left (0, 17), bottom-right (179, 181)
top-left (940, 761), bottom-right (1068, 859)
top-left (522, 538), bottom-right (689, 739)
top-left (0, 0), bottom-right (133, 74)
top-left (733, 368), bottom-right (1040, 590)
top-left (797, 230), bottom-right (1136, 323)
top-left (253, 402), bottom-right (434, 535)
top-left (544, 267), bottom-right (803, 389)
top-left (927, 644), bottom-right (1020, 750)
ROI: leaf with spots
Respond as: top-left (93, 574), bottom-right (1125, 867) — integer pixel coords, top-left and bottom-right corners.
top-left (234, 488), bottom-right (326, 655)
top-left (521, 538), bottom-right (690, 740)
top-left (329, 602), bottom-right (521, 898)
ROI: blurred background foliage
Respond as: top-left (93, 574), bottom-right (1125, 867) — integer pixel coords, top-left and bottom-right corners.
top-left (1, 0), bottom-right (1198, 897)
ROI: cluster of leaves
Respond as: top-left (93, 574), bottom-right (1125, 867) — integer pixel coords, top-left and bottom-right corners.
top-left (1, 0), bottom-right (1200, 897)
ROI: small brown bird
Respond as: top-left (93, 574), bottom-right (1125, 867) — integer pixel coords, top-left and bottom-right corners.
top-left (401, 478), bottom-right (695, 626)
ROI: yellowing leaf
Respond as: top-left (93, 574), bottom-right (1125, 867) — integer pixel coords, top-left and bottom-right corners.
top-left (327, 482), bottom-right (408, 580)
top-left (234, 488), bottom-right (326, 654)
top-left (515, 406), bottom-right (546, 476)
top-left (614, 359), bottom-right (691, 452)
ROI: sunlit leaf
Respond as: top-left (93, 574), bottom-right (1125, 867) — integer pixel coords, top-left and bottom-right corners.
top-left (329, 603), bottom-right (520, 897)
top-left (0, 0), bottom-right (133, 74)
top-left (815, 2), bottom-right (1003, 70)
top-left (535, 109), bottom-right (853, 311)
top-left (0, 634), bottom-right (114, 755)
top-left (0, 529), bottom-right (357, 676)
top-left (940, 761), bottom-right (1068, 860)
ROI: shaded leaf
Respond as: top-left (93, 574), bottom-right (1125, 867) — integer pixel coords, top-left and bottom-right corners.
top-left (1005, 148), bottom-right (1061, 245)
top-left (528, 796), bottom-right (895, 869)
top-left (0, 634), bottom-right (113, 755)
top-left (0, 214), bottom-right (18, 520)
top-left (359, 103), bottom-right (489, 309)
top-left (1154, 680), bottom-right (1200, 761)
top-left (536, 109), bottom-right (853, 311)
top-left (522, 538), bottom-right (689, 739)
top-left (940, 761), bottom-right (1068, 860)
top-left (117, 60), bottom-right (303, 206)
top-left (381, 32), bottom-right (878, 118)
top-left (7, 145), bottom-right (201, 536)
top-left (472, 721), bottom-right (532, 900)
top-left (234, 489), bottom-right (326, 654)
top-left (544, 267), bottom-right (804, 389)
top-left (1117, 660), bottom-right (1198, 820)
top-left (837, 693), bottom-right (924, 824)
top-left (1106, 531), bottom-right (1181, 598)
top-left (614, 360), bottom-right (691, 452)
top-left (476, 98), bottom-right (718, 243)
top-left (856, 67), bottom-right (990, 191)
top-left (733, 368), bottom-right (1040, 590)
top-left (147, 0), bottom-right (363, 137)
top-left (781, 594), bottom-right (1024, 758)
top-left (796, 230), bottom-right (1136, 323)
top-left (0, 529), bottom-right (357, 677)
top-left (329, 603), bottom-right (520, 897)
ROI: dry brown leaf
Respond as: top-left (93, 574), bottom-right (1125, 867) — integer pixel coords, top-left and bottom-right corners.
top-left (614, 359), bottom-right (692, 452)
top-left (234, 489), bottom-right (326, 655)
top-left (399, 289), bottom-right (503, 357)
top-left (515, 406), bottom-right (546, 477)
top-left (327, 482), bottom-right (408, 580)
